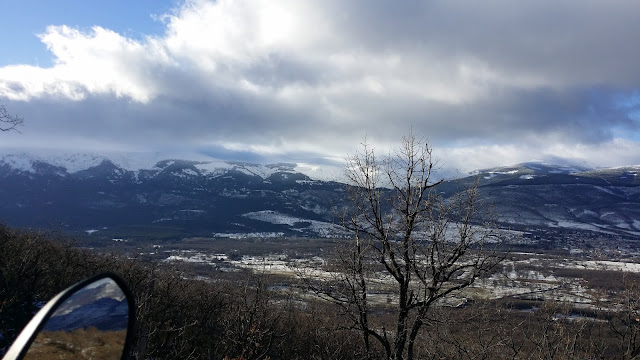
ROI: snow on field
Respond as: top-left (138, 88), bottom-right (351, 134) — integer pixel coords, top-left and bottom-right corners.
top-left (213, 232), bottom-right (285, 239)
top-left (562, 260), bottom-right (640, 272)
top-left (243, 211), bottom-right (302, 225)
top-left (163, 246), bottom-right (640, 308)
top-left (164, 250), bottom-right (597, 306)
top-left (470, 259), bottom-right (595, 304)
top-left (232, 255), bottom-right (322, 276)
top-left (242, 210), bottom-right (344, 236)
top-left (552, 220), bottom-right (604, 233)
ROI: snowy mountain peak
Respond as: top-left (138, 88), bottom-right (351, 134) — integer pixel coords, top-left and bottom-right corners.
top-left (0, 150), bottom-right (345, 181)
top-left (472, 161), bottom-right (594, 177)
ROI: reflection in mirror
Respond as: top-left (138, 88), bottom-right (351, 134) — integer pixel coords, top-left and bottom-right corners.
top-left (23, 278), bottom-right (130, 360)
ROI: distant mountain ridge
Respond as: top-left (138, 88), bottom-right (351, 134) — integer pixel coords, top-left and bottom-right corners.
top-left (0, 151), bottom-right (349, 239)
top-left (0, 151), bottom-right (639, 241)
top-left (471, 162), bottom-right (640, 187)
top-left (0, 150), bottom-right (343, 181)
top-left (462, 162), bottom-right (640, 237)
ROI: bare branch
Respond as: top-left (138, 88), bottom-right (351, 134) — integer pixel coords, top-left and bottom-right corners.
top-left (0, 104), bottom-right (24, 132)
top-left (322, 132), bottom-right (506, 360)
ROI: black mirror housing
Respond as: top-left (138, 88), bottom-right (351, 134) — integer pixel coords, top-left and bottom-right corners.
top-left (2, 273), bottom-right (135, 360)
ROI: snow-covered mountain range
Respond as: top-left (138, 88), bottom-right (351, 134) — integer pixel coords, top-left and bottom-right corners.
top-left (0, 151), bottom-right (639, 242)
top-left (0, 150), bottom-right (349, 239)
top-left (0, 149), bottom-right (345, 182)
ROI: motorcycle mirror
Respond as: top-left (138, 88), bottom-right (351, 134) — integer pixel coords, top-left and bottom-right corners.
top-left (2, 273), bottom-right (135, 360)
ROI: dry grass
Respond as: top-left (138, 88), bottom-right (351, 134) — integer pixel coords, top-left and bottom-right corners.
top-left (24, 327), bottom-right (127, 360)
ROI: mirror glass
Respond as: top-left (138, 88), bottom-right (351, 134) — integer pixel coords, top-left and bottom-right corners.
top-left (22, 278), bottom-right (130, 360)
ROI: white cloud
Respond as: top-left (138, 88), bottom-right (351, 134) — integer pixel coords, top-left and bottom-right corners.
top-left (0, 0), bottom-right (639, 169)
top-left (442, 139), bottom-right (640, 173)
top-left (0, 25), bottom-right (175, 102)
top-left (2, 0), bottom-right (539, 104)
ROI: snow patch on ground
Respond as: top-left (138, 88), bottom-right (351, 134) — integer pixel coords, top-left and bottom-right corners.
top-left (232, 163), bottom-right (279, 178)
top-left (560, 260), bottom-right (640, 273)
top-left (172, 168), bottom-right (199, 178)
top-left (574, 209), bottom-right (598, 217)
top-left (593, 186), bottom-right (618, 196)
top-left (243, 210), bottom-right (305, 226)
top-left (242, 210), bottom-right (344, 237)
top-left (212, 232), bottom-right (285, 239)
top-left (152, 217), bottom-right (173, 223)
top-left (615, 221), bottom-right (632, 230)
top-left (164, 252), bottom-right (226, 264)
top-left (193, 160), bottom-right (234, 175)
top-left (552, 220), bottom-right (601, 232)
top-left (489, 170), bottom-right (519, 175)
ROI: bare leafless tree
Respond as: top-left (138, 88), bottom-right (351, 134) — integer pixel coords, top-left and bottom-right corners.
top-left (607, 273), bottom-right (640, 359)
top-left (318, 132), bottom-right (504, 360)
top-left (0, 104), bottom-right (23, 132)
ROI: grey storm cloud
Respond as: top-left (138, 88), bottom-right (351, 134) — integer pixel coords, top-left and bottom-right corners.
top-left (1, 0), bottom-right (640, 170)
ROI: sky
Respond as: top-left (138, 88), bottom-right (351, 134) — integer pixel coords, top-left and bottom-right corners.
top-left (1, 0), bottom-right (640, 172)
